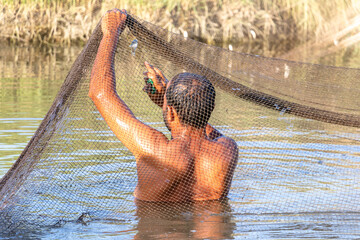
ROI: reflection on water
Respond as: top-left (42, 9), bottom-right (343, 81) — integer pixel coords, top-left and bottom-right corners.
top-left (134, 199), bottom-right (235, 239)
top-left (1, 42), bottom-right (360, 239)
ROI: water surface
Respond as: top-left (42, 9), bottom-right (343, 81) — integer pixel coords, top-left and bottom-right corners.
top-left (0, 42), bottom-right (360, 239)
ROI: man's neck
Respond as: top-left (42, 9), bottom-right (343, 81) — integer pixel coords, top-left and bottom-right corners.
top-left (170, 125), bottom-right (207, 140)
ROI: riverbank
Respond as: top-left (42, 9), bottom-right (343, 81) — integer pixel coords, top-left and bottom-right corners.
top-left (1, 0), bottom-right (360, 51)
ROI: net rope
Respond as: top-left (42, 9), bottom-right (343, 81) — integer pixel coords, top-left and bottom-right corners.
top-left (0, 12), bottom-right (359, 236)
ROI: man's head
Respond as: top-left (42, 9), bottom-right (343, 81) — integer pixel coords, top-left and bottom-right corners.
top-left (163, 73), bottom-right (215, 130)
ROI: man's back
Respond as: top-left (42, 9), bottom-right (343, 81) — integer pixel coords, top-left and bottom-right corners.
top-left (135, 135), bottom-right (238, 202)
top-left (89, 9), bottom-right (238, 203)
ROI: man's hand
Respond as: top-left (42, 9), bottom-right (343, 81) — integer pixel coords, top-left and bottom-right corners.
top-left (143, 61), bottom-right (168, 108)
top-left (101, 9), bottom-right (127, 38)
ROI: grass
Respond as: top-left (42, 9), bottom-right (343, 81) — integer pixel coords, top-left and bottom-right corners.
top-left (269, 0), bottom-right (360, 38)
top-left (1, 0), bottom-right (360, 53)
top-left (2, 0), bottom-right (90, 7)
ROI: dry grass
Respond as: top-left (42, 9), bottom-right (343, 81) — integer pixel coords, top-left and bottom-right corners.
top-left (1, 0), bottom-right (360, 51)
top-left (1, 0), bottom-right (102, 44)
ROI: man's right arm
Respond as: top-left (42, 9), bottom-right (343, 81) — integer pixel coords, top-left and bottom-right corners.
top-left (143, 63), bottom-right (224, 141)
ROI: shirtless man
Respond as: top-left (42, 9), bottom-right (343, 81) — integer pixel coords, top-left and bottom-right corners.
top-left (89, 9), bottom-right (238, 202)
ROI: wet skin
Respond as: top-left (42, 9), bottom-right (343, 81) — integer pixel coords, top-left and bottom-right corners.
top-left (89, 9), bottom-right (239, 202)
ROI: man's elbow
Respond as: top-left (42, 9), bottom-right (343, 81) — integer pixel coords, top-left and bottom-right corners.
top-left (88, 89), bottom-right (105, 104)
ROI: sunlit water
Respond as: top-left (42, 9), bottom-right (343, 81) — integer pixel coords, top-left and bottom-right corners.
top-left (1, 42), bottom-right (360, 239)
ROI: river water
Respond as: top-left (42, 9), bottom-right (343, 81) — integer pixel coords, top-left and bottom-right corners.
top-left (0, 40), bottom-right (360, 239)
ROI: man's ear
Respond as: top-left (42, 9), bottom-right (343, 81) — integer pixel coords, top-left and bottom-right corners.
top-left (166, 106), bottom-right (175, 122)
top-left (170, 106), bottom-right (183, 125)
top-left (168, 105), bottom-right (180, 123)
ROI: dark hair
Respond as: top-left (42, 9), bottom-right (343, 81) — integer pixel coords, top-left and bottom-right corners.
top-left (165, 72), bottom-right (215, 129)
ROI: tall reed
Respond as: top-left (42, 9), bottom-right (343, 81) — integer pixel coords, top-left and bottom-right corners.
top-left (1, 0), bottom-right (359, 53)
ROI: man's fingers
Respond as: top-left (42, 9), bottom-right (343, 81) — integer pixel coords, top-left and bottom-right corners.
top-left (116, 10), bottom-right (121, 18)
top-left (144, 62), bottom-right (167, 92)
top-left (144, 61), bottom-right (156, 78)
top-left (144, 77), bottom-right (150, 84)
top-left (144, 61), bottom-right (152, 69)
top-left (118, 9), bottom-right (127, 20)
top-left (144, 62), bottom-right (157, 83)
top-left (144, 61), bottom-right (156, 74)
top-left (144, 62), bottom-right (164, 82)
top-left (144, 71), bottom-right (155, 80)
top-left (144, 72), bottom-right (156, 83)
top-left (153, 68), bottom-right (164, 82)
top-left (102, 8), bottom-right (127, 36)
top-left (153, 67), bottom-right (163, 77)
top-left (143, 84), bottom-right (155, 95)
top-left (153, 67), bottom-right (167, 85)
top-left (143, 78), bottom-right (152, 89)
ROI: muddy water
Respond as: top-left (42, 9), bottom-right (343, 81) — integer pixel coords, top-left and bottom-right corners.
top-left (0, 42), bottom-right (360, 239)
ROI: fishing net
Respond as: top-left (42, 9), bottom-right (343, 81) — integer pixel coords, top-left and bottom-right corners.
top-left (1, 12), bottom-right (360, 238)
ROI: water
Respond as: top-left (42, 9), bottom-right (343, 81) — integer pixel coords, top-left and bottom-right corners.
top-left (1, 42), bottom-right (360, 239)
top-left (0, 44), bottom-right (82, 177)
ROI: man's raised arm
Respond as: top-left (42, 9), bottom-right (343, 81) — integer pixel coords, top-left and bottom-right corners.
top-left (88, 9), bottom-right (169, 158)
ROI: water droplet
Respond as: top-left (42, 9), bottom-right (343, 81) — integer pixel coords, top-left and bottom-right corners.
top-left (284, 64), bottom-right (290, 78)
top-left (129, 39), bottom-right (138, 56)
top-left (250, 30), bottom-right (256, 39)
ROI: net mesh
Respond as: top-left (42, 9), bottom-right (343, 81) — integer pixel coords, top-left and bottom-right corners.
top-left (1, 11), bottom-right (360, 236)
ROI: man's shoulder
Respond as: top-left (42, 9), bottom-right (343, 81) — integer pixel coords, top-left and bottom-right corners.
top-left (214, 135), bottom-right (237, 149)
top-left (211, 136), bottom-right (238, 162)
top-left (165, 135), bottom-right (237, 157)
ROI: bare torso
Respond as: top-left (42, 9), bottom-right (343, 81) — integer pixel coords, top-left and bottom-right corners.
top-left (135, 136), bottom-right (238, 202)
top-left (89, 9), bottom-right (238, 203)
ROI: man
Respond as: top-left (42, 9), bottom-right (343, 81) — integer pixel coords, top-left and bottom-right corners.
top-left (89, 9), bottom-right (238, 202)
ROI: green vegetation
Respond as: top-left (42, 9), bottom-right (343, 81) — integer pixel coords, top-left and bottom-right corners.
top-left (1, 0), bottom-right (360, 52)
